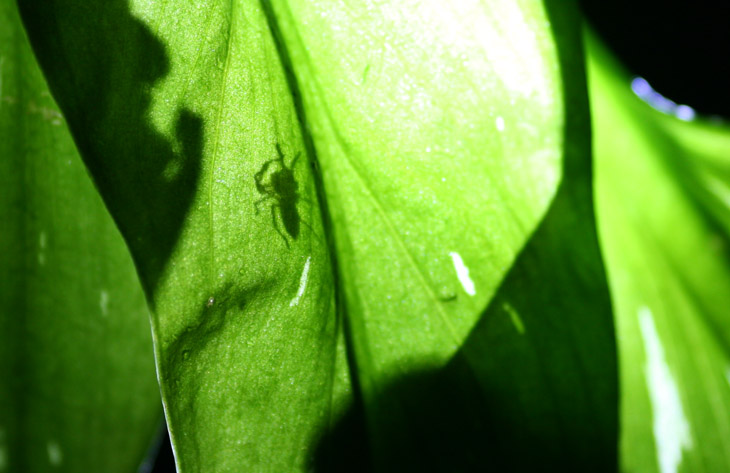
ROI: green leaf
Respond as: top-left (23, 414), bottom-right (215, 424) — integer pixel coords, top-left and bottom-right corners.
top-left (269, 1), bottom-right (617, 470)
top-left (0, 3), bottom-right (160, 472)
top-left (588, 34), bottom-right (730, 473)
top-left (18, 2), bottom-right (345, 471)
top-left (18, 1), bottom-right (617, 470)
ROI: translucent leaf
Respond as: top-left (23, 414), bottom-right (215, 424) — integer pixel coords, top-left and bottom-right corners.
top-left (18, 1), bottom-right (617, 470)
top-left (589, 34), bottom-right (730, 473)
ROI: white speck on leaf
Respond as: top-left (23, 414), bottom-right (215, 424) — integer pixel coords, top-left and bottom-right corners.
top-left (502, 302), bottom-right (525, 334)
top-left (449, 252), bottom-right (476, 296)
top-left (0, 57), bottom-right (4, 109)
top-left (38, 232), bottom-right (47, 266)
top-left (496, 115), bottom-right (505, 132)
top-left (638, 307), bottom-right (692, 473)
top-left (290, 256), bottom-right (312, 307)
top-left (0, 426), bottom-right (7, 471)
top-left (47, 440), bottom-right (62, 466)
top-left (100, 290), bottom-right (109, 316)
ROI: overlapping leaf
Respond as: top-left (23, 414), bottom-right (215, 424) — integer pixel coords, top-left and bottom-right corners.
top-left (0, 3), bottom-right (160, 471)
top-left (18, 1), bottom-right (617, 471)
top-left (270, 1), bottom-right (617, 470)
top-left (589, 36), bottom-right (730, 473)
top-left (18, 2), bottom-right (343, 471)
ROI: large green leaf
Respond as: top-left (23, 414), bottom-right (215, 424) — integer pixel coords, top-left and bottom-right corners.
top-left (19, 1), bottom-right (617, 471)
top-left (17, 2), bottom-right (344, 471)
top-left (589, 35), bottom-right (730, 473)
top-left (0, 3), bottom-right (160, 472)
top-left (269, 1), bottom-right (617, 471)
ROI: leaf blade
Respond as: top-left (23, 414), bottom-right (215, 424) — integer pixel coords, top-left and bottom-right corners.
top-left (0, 2), bottom-right (161, 471)
top-left (589, 34), bottom-right (730, 473)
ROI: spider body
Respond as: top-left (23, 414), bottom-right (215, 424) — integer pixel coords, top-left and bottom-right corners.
top-left (254, 144), bottom-right (301, 246)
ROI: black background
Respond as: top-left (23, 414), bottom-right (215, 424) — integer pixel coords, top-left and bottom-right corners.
top-left (582, 1), bottom-right (730, 119)
top-left (147, 2), bottom-right (728, 472)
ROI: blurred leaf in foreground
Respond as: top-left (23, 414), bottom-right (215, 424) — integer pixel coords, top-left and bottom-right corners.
top-left (589, 33), bottom-right (730, 473)
top-left (0, 2), bottom-right (160, 472)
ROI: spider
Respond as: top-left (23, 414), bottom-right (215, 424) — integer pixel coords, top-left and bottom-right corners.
top-left (254, 143), bottom-right (301, 247)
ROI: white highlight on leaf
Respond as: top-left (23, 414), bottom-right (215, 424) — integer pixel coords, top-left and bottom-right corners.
top-left (289, 256), bottom-right (312, 307)
top-left (46, 440), bottom-right (62, 466)
top-left (0, 57), bottom-right (4, 108)
top-left (496, 115), bottom-right (505, 132)
top-left (449, 252), bottom-right (476, 296)
top-left (0, 427), bottom-right (7, 471)
top-left (38, 232), bottom-right (47, 266)
top-left (638, 307), bottom-right (692, 473)
top-left (100, 290), bottom-right (109, 317)
top-left (725, 367), bottom-right (730, 388)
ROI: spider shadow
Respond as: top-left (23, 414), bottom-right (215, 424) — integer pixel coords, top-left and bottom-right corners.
top-left (253, 143), bottom-right (323, 248)
top-left (253, 143), bottom-right (302, 247)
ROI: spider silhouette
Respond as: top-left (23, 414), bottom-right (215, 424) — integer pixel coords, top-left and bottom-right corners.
top-left (254, 143), bottom-right (302, 247)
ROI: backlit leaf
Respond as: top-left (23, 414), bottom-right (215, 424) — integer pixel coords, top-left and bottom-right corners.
top-left (589, 34), bottom-right (730, 473)
top-left (18, 1), bottom-right (618, 470)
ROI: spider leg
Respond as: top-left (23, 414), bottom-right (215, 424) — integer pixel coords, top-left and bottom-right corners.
top-left (298, 218), bottom-right (324, 242)
top-left (275, 143), bottom-right (287, 165)
top-left (254, 159), bottom-right (277, 193)
top-left (289, 152), bottom-right (301, 169)
top-left (254, 195), bottom-right (271, 215)
top-left (271, 204), bottom-right (290, 249)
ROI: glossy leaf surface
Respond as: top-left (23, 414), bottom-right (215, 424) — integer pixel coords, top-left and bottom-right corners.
top-left (0, 3), bottom-right (160, 472)
top-left (19, 1), bottom-right (617, 471)
top-left (589, 36), bottom-right (730, 473)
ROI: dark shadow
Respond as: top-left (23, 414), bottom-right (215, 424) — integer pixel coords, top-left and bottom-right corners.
top-left (146, 422), bottom-right (177, 473)
top-left (17, 0), bottom-right (203, 294)
top-left (313, 177), bottom-right (618, 472)
top-left (312, 2), bottom-right (618, 471)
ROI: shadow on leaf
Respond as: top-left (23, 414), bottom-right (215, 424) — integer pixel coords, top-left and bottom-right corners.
top-left (18, 0), bottom-right (204, 294)
top-left (311, 2), bottom-right (617, 472)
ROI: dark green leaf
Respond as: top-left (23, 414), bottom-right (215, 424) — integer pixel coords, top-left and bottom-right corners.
top-left (0, 3), bottom-right (160, 471)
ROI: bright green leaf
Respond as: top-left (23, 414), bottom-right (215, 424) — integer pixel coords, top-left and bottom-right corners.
top-left (589, 34), bottom-right (730, 473)
top-left (0, 3), bottom-right (160, 472)
top-left (270, 1), bottom-right (617, 470)
top-left (18, 1), bottom-right (617, 471)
